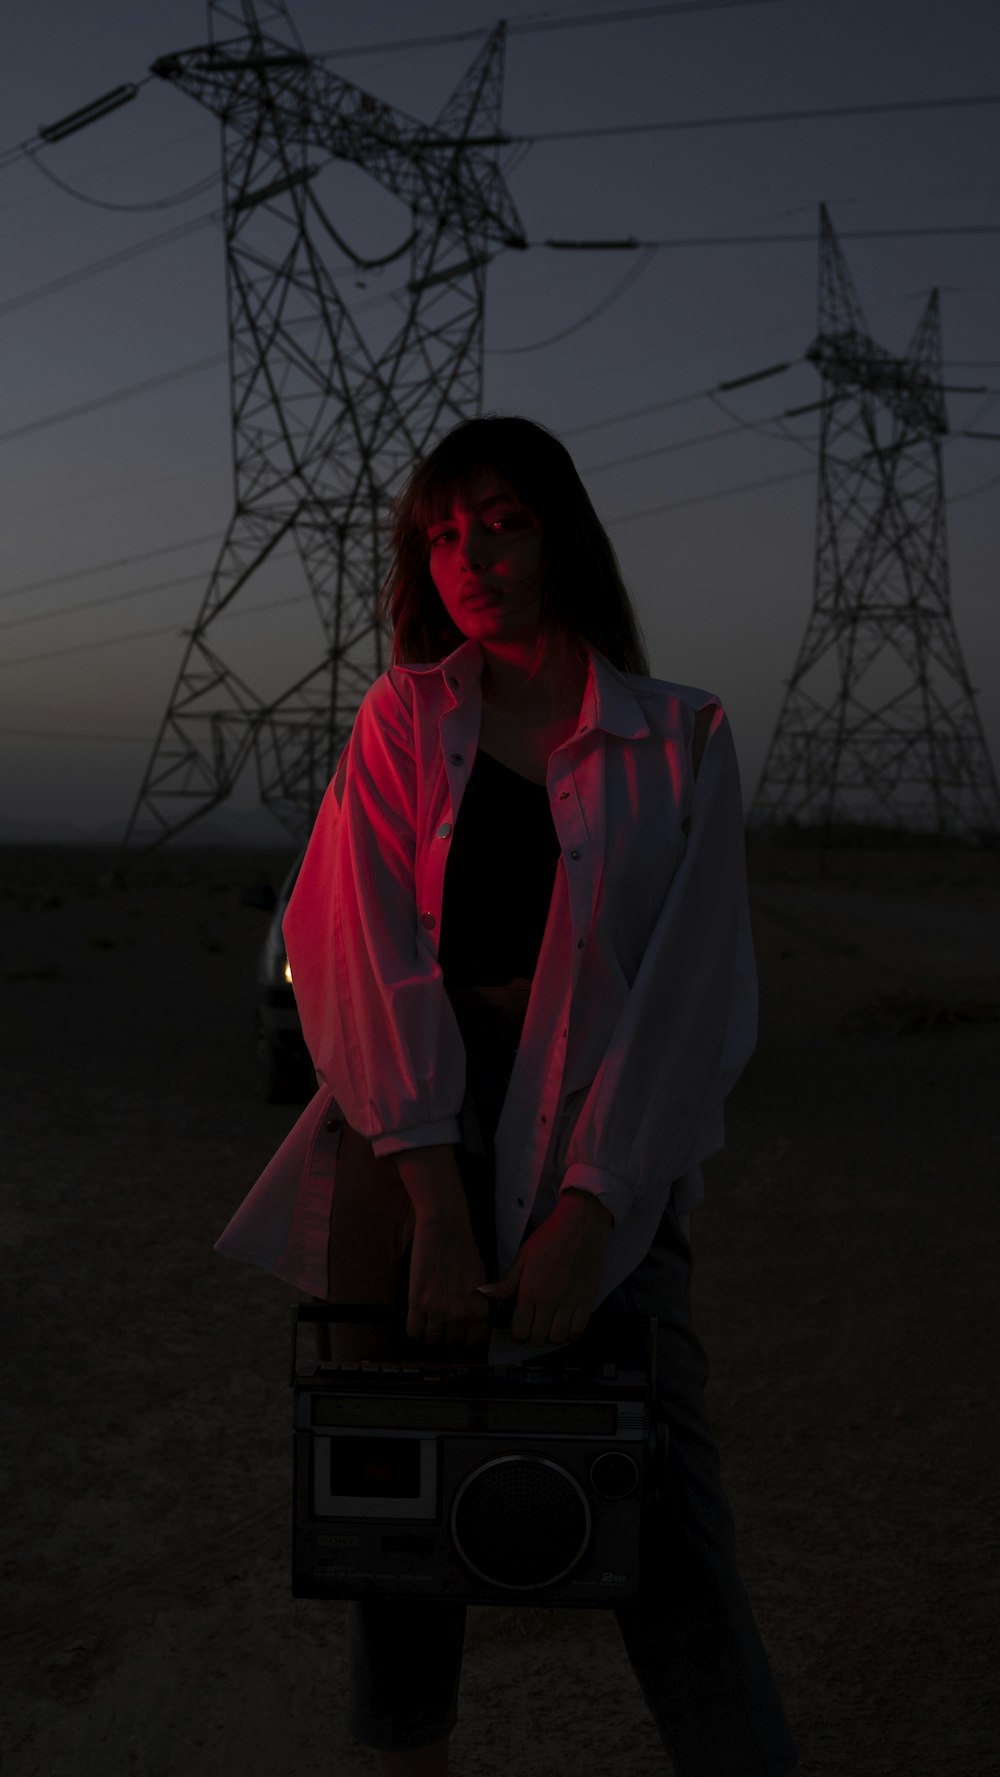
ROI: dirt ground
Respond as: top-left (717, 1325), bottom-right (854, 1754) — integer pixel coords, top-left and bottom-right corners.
top-left (0, 839), bottom-right (997, 1777)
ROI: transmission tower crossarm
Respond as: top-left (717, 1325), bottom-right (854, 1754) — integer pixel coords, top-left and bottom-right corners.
top-left (150, 23), bottom-right (526, 249)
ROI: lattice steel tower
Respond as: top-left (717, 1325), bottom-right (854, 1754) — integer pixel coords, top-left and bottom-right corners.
top-left (124, 0), bottom-right (524, 849)
top-left (749, 204), bottom-right (1000, 847)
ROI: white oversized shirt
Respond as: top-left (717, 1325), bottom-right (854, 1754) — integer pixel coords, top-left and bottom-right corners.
top-left (214, 633), bottom-right (758, 1365)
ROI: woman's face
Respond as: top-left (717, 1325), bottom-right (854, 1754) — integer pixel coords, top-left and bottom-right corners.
top-left (424, 467), bottom-right (546, 641)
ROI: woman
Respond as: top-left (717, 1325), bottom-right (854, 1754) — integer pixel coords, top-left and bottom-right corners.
top-left (215, 414), bottom-right (799, 1776)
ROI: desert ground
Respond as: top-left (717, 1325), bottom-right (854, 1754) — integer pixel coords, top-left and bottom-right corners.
top-left (1, 838), bottom-right (997, 1776)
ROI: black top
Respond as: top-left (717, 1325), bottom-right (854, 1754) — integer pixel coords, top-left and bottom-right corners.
top-left (439, 747), bottom-right (560, 988)
top-left (439, 748), bottom-right (561, 1094)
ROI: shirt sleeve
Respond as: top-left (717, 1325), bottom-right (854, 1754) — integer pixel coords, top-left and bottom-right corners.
top-left (281, 670), bottom-right (467, 1159)
top-left (558, 701), bottom-right (758, 1229)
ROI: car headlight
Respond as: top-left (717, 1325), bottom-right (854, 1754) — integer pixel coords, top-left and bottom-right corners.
top-left (263, 922), bottom-right (293, 988)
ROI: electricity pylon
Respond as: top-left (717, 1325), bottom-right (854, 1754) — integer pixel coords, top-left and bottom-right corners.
top-left (749, 203), bottom-right (1000, 849)
top-left (123, 0), bottom-right (524, 849)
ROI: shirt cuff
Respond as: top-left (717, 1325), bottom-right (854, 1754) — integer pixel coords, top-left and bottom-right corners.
top-left (370, 1117), bottom-right (464, 1159)
top-left (559, 1164), bottom-right (634, 1230)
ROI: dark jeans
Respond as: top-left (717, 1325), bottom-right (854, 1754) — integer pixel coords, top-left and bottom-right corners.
top-left (343, 1072), bottom-right (799, 1774)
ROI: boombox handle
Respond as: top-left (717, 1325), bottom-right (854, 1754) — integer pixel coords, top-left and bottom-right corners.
top-left (291, 1301), bottom-right (659, 1395)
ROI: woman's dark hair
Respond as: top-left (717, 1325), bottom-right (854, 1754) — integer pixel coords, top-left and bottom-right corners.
top-left (375, 414), bottom-right (651, 680)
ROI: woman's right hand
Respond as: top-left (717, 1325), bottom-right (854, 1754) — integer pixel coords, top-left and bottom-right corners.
top-left (407, 1208), bottom-right (493, 1351)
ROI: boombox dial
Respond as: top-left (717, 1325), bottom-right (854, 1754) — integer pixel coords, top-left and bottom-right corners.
top-left (451, 1454), bottom-right (592, 1590)
top-left (589, 1448), bottom-right (643, 1500)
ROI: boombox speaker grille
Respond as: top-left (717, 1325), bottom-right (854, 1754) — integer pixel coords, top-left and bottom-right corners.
top-left (451, 1453), bottom-right (592, 1590)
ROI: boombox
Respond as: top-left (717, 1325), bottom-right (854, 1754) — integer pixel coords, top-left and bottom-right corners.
top-left (291, 1301), bottom-right (667, 1608)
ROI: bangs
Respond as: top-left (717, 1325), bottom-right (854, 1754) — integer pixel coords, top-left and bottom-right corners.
top-left (409, 460), bottom-right (528, 535)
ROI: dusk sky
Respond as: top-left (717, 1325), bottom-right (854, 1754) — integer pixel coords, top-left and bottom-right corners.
top-left (1, 0), bottom-right (998, 843)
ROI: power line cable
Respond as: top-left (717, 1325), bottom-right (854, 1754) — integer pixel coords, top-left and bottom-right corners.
top-left (0, 213), bottom-right (220, 320)
top-left (603, 439), bottom-right (1000, 524)
top-left (0, 124), bottom-right (218, 218)
top-left (533, 223), bottom-right (1000, 251)
top-left (10, 462), bottom-right (216, 521)
top-left (0, 567), bottom-right (213, 631)
top-left (560, 386), bottom-right (721, 434)
top-left (605, 464), bottom-right (823, 524)
top-left (10, 424), bottom-right (809, 640)
top-left (0, 362), bottom-right (804, 606)
top-left (3, 359), bottom-right (991, 584)
top-left (489, 245), bottom-right (658, 353)
top-left (315, 1), bottom-right (808, 60)
top-left (0, 532), bottom-right (224, 603)
top-left (560, 362), bottom-right (801, 439)
top-left (765, 183), bottom-right (1000, 218)
top-left (708, 387), bottom-right (824, 456)
top-left (0, 353), bottom-right (227, 447)
top-left (7, 425), bottom-right (996, 663)
top-left (510, 92), bottom-right (1000, 145)
top-left (0, 586), bottom-right (316, 671)
top-left (2, 406), bottom-right (810, 630)
top-left (0, 308), bottom-right (777, 448)
top-left (0, 194), bottom-right (411, 322)
top-left (958, 390), bottom-right (1000, 433)
top-left (0, 727), bottom-right (154, 743)
top-left (24, 144), bottom-right (220, 213)
top-left (0, 616), bottom-right (206, 669)
top-left (489, 224), bottom-right (1000, 357)
top-left (0, 551), bottom-right (298, 631)
top-left (950, 469), bottom-right (1000, 503)
top-left (583, 417), bottom-right (769, 475)
top-left (0, 364), bottom-right (795, 531)
top-left (3, 55), bottom-right (997, 209)
top-left (581, 380), bottom-right (997, 477)
top-left (0, 300), bottom-right (987, 511)
top-left (1, 193), bottom-right (996, 345)
top-left (0, 370), bottom-right (783, 587)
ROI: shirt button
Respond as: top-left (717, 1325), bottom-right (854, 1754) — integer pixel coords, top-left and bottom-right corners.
top-left (569, 849), bottom-right (581, 861)
top-left (420, 912), bottom-right (436, 929)
top-left (517, 1197), bottom-right (524, 1207)
top-left (577, 939), bottom-right (585, 949)
top-left (448, 676), bottom-right (459, 686)
top-left (325, 1116), bottom-right (342, 1132)
top-left (450, 752), bottom-right (463, 763)
top-left (559, 791), bottom-right (570, 800)
top-left (438, 822), bottom-right (452, 838)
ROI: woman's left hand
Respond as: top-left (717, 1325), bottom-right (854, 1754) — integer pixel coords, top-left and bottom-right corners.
top-left (478, 1191), bottom-right (613, 1347)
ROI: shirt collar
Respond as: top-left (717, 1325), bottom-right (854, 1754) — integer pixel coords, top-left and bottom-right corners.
top-left (392, 634), bottom-right (651, 741)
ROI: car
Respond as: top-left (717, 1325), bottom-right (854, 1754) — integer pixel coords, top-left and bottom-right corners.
top-left (241, 849), bottom-right (315, 1103)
